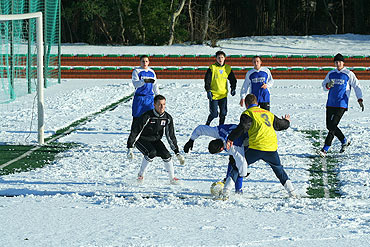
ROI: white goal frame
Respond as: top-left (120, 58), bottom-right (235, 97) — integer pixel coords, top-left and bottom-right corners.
top-left (0, 12), bottom-right (44, 145)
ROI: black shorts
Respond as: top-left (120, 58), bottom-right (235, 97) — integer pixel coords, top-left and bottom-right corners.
top-left (135, 139), bottom-right (171, 161)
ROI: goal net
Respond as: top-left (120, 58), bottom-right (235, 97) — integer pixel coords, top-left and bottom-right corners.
top-left (0, 0), bottom-right (60, 146)
top-left (0, 12), bottom-right (44, 144)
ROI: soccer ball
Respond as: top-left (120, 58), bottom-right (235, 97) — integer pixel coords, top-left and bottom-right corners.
top-left (210, 181), bottom-right (224, 196)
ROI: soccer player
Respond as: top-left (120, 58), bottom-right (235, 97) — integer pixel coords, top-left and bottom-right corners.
top-left (127, 95), bottom-right (185, 184)
top-left (226, 94), bottom-right (296, 197)
top-left (204, 51), bottom-right (237, 125)
top-left (131, 55), bottom-right (159, 126)
top-left (183, 124), bottom-right (249, 197)
top-left (240, 56), bottom-right (274, 111)
top-left (317, 53), bottom-right (364, 157)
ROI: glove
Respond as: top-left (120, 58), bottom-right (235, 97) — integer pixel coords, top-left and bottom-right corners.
top-left (230, 89), bottom-right (236, 96)
top-left (358, 99), bottom-right (364, 112)
top-left (144, 78), bottom-right (155, 83)
top-left (176, 153), bottom-right (185, 165)
top-left (327, 80), bottom-right (335, 88)
top-left (207, 91), bottom-right (213, 100)
top-left (183, 139), bottom-right (194, 153)
top-left (127, 148), bottom-right (134, 160)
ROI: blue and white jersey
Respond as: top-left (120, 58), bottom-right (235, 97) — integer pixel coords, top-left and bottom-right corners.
top-left (240, 67), bottom-right (274, 103)
top-left (132, 67), bottom-right (159, 97)
top-left (190, 124), bottom-right (247, 147)
top-left (322, 68), bottom-right (363, 108)
top-left (189, 124), bottom-right (249, 177)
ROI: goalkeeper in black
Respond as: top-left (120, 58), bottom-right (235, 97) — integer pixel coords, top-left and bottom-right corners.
top-left (127, 94), bottom-right (185, 184)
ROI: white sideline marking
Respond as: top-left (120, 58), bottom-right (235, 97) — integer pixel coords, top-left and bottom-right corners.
top-left (319, 130), bottom-right (330, 198)
top-left (1, 93), bottom-right (134, 170)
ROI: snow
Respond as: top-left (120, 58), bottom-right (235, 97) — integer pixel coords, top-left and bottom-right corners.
top-left (1, 34), bottom-right (370, 246)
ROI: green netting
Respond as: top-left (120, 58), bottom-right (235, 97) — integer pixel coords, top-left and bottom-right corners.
top-left (0, 0), bottom-right (60, 104)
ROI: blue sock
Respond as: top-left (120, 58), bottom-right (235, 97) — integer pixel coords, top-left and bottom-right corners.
top-left (235, 176), bottom-right (243, 193)
top-left (323, 145), bottom-right (330, 152)
top-left (341, 138), bottom-right (347, 144)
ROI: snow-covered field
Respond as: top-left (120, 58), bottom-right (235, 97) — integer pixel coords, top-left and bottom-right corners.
top-left (1, 34), bottom-right (370, 246)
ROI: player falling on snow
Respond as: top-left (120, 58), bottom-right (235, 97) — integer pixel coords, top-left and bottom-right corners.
top-left (183, 124), bottom-right (249, 198)
top-left (127, 95), bottom-right (185, 184)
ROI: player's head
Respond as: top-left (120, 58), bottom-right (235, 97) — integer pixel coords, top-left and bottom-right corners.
top-left (140, 55), bottom-right (150, 69)
top-left (244, 94), bottom-right (258, 108)
top-left (154, 95), bottom-right (166, 115)
top-left (333, 53), bottom-right (344, 70)
top-left (208, 139), bottom-right (224, 154)
top-left (215, 51), bottom-right (226, 65)
top-left (252, 55), bottom-right (262, 70)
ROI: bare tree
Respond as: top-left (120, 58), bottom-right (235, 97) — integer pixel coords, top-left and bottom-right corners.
top-left (138, 0), bottom-right (145, 43)
top-left (168, 0), bottom-right (186, 45)
top-left (97, 15), bottom-right (113, 43)
top-left (322, 0), bottom-right (337, 34)
top-left (341, 0), bottom-right (344, 33)
top-left (200, 0), bottom-right (212, 43)
top-left (188, 0), bottom-right (194, 43)
top-left (115, 0), bottom-right (126, 44)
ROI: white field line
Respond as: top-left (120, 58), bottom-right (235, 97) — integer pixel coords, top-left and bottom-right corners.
top-left (0, 93), bottom-right (134, 170)
top-left (0, 128), bottom-right (74, 169)
top-left (319, 130), bottom-right (330, 198)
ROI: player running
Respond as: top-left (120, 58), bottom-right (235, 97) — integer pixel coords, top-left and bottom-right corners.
top-left (317, 53), bottom-right (364, 157)
top-left (240, 56), bottom-right (274, 111)
top-left (131, 55), bottom-right (159, 127)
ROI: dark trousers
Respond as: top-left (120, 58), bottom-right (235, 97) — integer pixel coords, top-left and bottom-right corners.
top-left (245, 148), bottom-right (289, 186)
top-left (206, 97), bottom-right (227, 125)
top-left (325, 107), bottom-right (346, 146)
top-left (259, 102), bottom-right (270, 111)
top-left (135, 139), bottom-right (171, 161)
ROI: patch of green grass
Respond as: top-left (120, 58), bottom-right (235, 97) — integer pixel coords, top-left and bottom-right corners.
top-left (301, 130), bottom-right (342, 198)
top-left (1, 93), bottom-right (134, 176)
top-left (0, 142), bottom-right (78, 175)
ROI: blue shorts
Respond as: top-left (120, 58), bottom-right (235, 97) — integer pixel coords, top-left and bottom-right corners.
top-left (132, 95), bottom-right (154, 117)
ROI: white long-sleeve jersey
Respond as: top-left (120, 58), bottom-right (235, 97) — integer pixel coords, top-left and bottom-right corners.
top-left (190, 125), bottom-right (248, 177)
top-left (131, 67), bottom-right (159, 96)
top-left (240, 67), bottom-right (274, 103)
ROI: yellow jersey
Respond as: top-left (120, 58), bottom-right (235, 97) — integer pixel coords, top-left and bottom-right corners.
top-left (209, 63), bottom-right (232, 100)
top-left (243, 106), bottom-right (278, 151)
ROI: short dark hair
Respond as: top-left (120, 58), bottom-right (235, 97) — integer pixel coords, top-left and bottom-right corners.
top-left (208, 139), bottom-right (224, 154)
top-left (215, 50), bottom-right (226, 57)
top-left (252, 55), bottom-right (262, 61)
top-left (140, 55), bottom-right (149, 61)
top-left (154, 94), bottom-right (166, 103)
top-left (244, 94), bottom-right (258, 106)
top-left (334, 53), bottom-right (344, 62)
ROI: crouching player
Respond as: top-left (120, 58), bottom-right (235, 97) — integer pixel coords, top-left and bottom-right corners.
top-left (183, 124), bottom-right (249, 198)
top-left (127, 95), bottom-right (185, 184)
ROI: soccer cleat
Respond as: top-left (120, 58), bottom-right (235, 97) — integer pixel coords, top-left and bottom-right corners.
top-left (340, 140), bottom-right (351, 153)
top-left (170, 177), bottom-right (180, 185)
top-left (235, 189), bottom-right (243, 195)
top-left (284, 180), bottom-right (297, 198)
top-left (317, 149), bottom-right (327, 158)
top-left (137, 175), bottom-right (144, 183)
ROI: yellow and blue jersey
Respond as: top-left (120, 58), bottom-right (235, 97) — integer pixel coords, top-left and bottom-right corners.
top-left (243, 106), bottom-right (278, 151)
top-left (208, 63), bottom-right (232, 100)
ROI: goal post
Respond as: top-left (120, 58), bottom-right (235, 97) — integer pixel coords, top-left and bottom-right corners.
top-left (0, 12), bottom-right (44, 144)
